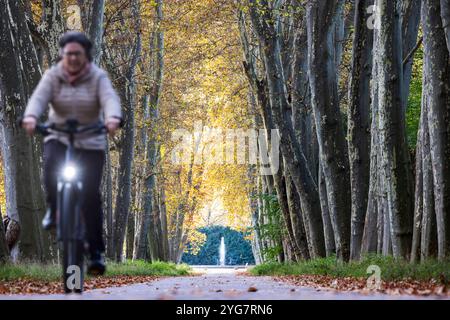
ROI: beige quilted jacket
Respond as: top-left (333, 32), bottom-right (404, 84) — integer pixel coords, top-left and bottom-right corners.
top-left (24, 62), bottom-right (122, 150)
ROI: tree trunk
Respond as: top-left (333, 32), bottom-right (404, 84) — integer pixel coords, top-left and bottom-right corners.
top-left (318, 161), bottom-right (336, 257)
top-left (147, 0), bottom-right (165, 262)
top-left (421, 0), bottom-right (450, 260)
top-left (284, 161), bottom-right (310, 260)
top-left (440, 0), bottom-right (450, 54)
top-left (244, 2), bottom-right (326, 259)
top-left (27, 0), bottom-right (65, 64)
top-left (420, 104), bottom-right (437, 260)
top-left (306, 0), bottom-right (351, 261)
top-left (401, 0), bottom-right (422, 112)
top-left (290, 13), bottom-right (325, 259)
top-left (0, 206), bottom-right (9, 263)
top-left (411, 100), bottom-right (424, 262)
top-left (250, 173), bottom-right (263, 264)
top-left (149, 190), bottom-right (164, 261)
top-left (112, 82), bottom-right (138, 261)
top-left (86, 0), bottom-right (105, 64)
top-left (0, 0), bottom-right (53, 262)
top-left (112, 1), bottom-right (142, 262)
top-left (348, 0), bottom-right (373, 260)
top-left (136, 109), bottom-right (158, 260)
top-left (373, 0), bottom-right (413, 259)
top-left (361, 15), bottom-right (381, 257)
top-left (104, 142), bottom-right (114, 259)
top-left (158, 180), bottom-right (170, 261)
top-left (82, 0), bottom-right (111, 260)
top-left (126, 209), bottom-right (135, 260)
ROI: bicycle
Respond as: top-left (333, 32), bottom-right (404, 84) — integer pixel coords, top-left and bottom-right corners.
top-left (33, 119), bottom-right (107, 293)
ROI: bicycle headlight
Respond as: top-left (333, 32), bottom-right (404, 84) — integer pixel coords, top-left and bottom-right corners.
top-left (62, 164), bottom-right (77, 181)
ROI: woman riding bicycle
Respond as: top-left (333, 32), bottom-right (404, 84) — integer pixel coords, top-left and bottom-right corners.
top-left (21, 31), bottom-right (122, 275)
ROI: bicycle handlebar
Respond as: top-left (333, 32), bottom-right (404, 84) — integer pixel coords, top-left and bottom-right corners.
top-left (35, 120), bottom-right (107, 137)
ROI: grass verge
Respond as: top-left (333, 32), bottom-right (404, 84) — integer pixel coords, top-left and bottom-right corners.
top-left (0, 260), bottom-right (191, 282)
top-left (249, 255), bottom-right (450, 282)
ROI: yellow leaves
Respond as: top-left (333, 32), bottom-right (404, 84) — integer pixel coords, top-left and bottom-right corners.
top-left (148, 0), bottom-right (158, 8)
top-left (184, 229), bottom-right (206, 255)
top-left (30, 1), bottom-right (43, 24)
top-left (156, 1), bottom-right (254, 248)
top-left (200, 163), bottom-right (252, 229)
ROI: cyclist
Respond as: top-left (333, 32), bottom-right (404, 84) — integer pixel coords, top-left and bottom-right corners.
top-left (21, 31), bottom-right (122, 275)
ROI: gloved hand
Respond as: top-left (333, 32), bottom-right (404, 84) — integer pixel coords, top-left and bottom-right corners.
top-left (22, 116), bottom-right (37, 135)
top-left (106, 117), bottom-right (121, 137)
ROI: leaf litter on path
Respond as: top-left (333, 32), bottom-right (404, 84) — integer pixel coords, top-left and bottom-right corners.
top-left (0, 275), bottom-right (161, 295)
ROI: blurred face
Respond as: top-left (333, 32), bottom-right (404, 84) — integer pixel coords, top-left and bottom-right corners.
top-left (61, 42), bottom-right (87, 74)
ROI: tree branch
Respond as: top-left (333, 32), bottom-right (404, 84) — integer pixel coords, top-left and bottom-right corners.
top-left (403, 36), bottom-right (423, 67)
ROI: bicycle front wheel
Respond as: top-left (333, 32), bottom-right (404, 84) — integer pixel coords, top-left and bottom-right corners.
top-left (60, 184), bottom-right (85, 294)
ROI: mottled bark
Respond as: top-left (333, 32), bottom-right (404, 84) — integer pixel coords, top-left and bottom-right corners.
top-left (27, 0), bottom-right (65, 64)
top-left (133, 98), bottom-right (151, 260)
top-left (86, 0), bottom-right (105, 64)
top-left (290, 14), bottom-right (326, 259)
top-left (258, 176), bottom-right (270, 259)
top-left (306, 0), bottom-right (351, 261)
top-left (411, 100), bottom-right (424, 262)
top-left (360, 99), bottom-right (379, 256)
top-left (348, 0), bottom-right (373, 260)
top-left (272, 161), bottom-right (302, 261)
top-left (158, 181), bottom-right (170, 261)
top-left (318, 161), bottom-right (335, 257)
top-left (284, 162), bottom-right (310, 260)
top-left (412, 78), bottom-right (438, 261)
top-left (0, 0), bottom-right (53, 262)
top-left (169, 154), bottom-right (199, 262)
top-left (104, 142), bottom-right (114, 259)
top-left (78, 1), bottom-right (109, 256)
top-left (241, 71), bottom-right (305, 261)
top-left (84, 0), bottom-right (110, 259)
top-left (248, 92), bottom-right (265, 264)
top-left (112, 85), bottom-right (138, 261)
top-left (440, 0), bottom-right (450, 54)
top-left (421, 0), bottom-right (450, 260)
top-left (134, 0), bottom-right (166, 261)
top-left (112, 89), bottom-right (136, 260)
top-left (247, 88), bottom-right (286, 262)
top-left (251, 174), bottom-right (263, 264)
top-left (401, 0), bottom-right (421, 112)
top-left (244, 1), bottom-right (326, 259)
top-left (373, 0), bottom-right (413, 259)
top-left (111, 1), bottom-right (142, 262)
top-left (126, 209), bottom-right (135, 260)
top-left (362, 11), bottom-right (380, 256)
top-left (420, 104), bottom-right (437, 260)
top-left (334, 1), bottom-right (345, 82)
top-left (135, 104), bottom-right (158, 260)
top-left (149, 190), bottom-right (164, 261)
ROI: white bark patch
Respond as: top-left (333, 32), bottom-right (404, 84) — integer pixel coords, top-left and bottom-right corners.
top-left (67, 5), bottom-right (82, 30)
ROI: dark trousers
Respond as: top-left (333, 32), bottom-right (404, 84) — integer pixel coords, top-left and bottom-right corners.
top-left (43, 140), bottom-right (105, 255)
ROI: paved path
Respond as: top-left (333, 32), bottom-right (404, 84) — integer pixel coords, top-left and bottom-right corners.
top-left (0, 267), bottom-right (447, 300)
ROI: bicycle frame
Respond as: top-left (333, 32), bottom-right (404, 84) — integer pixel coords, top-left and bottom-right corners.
top-left (34, 119), bottom-right (106, 293)
top-left (55, 120), bottom-right (86, 242)
top-left (56, 141), bottom-right (84, 242)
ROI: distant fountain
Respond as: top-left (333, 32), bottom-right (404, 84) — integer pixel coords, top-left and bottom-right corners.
top-left (219, 237), bottom-right (226, 266)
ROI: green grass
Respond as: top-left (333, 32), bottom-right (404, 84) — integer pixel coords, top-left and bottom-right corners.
top-left (105, 260), bottom-right (190, 277)
top-left (250, 255), bottom-right (450, 282)
top-left (0, 260), bottom-right (191, 282)
top-left (0, 262), bottom-right (61, 282)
